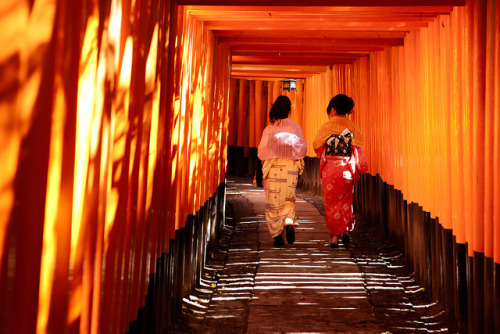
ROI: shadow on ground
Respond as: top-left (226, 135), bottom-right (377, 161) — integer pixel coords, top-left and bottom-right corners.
top-left (169, 177), bottom-right (458, 333)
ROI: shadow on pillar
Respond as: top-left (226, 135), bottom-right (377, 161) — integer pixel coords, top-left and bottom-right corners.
top-left (301, 157), bottom-right (322, 196)
top-left (126, 183), bottom-right (227, 334)
top-left (249, 157), bottom-right (497, 333)
top-left (227, 145), bottom-right (254, 178)
top-left (353, 173), bottom-right (482, 333)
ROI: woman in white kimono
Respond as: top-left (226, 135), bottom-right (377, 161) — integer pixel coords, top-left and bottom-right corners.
top-left (257, 96), bottom-right (308, 247)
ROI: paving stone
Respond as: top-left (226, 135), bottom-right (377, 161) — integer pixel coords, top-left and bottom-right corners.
top-left (247, 305), bottom-right (381, 333)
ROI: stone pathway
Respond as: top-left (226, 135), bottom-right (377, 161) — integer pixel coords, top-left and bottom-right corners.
top-left (246, 186), bottom-right (382, 333)
top-left (170, 177), bottom-right (457, 334)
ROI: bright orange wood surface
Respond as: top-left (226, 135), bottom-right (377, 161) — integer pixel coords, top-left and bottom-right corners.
top-left (1, 1), bottom-right (499, 333)
top-left (225, 3), bottom-right (499, 261)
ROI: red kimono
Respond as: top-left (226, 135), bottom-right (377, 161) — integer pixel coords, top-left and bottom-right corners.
top-left (316, 146), bottom-right (367, 237)
top-left (313, 116), bottom-right (368, 238)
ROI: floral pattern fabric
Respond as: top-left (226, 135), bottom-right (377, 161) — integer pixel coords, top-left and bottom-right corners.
top-left (324, 131), bottom-right (352, 157)
top-left (321, 155), bottom-right (357, 237)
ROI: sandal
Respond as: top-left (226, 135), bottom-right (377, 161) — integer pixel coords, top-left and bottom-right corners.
top-left (330, 235), bottom-right (339, 248)
top-left (341, 233), bottom-right (351, 245)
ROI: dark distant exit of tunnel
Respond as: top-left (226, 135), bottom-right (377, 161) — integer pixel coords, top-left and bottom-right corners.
top-left (1, 0), bottom-right (499, 333)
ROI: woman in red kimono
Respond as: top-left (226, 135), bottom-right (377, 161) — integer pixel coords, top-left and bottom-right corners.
top-left (313, 94), bottom-right (368, 248)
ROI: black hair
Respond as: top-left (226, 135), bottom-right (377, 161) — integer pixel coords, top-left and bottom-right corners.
top-left (327, 94), bottom-right (354, 116)
top-left (269, 95), bottom-right (291, 124)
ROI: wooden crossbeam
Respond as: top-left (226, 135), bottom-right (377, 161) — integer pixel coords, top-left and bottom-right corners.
top-left (191, 13), bottom-right (439, 21)
top-left (219, 37), bottom-right (404, 47)
top-left (204, 20), bottom-right (429, 31)
top-left (191, 3), bottom-right (459, 79)
top-left (231, 63), bottom-right (329, 78)
top-left (181, 1), bottom-right (464, 6)
top-left (232, 55), bottom-right (358, 65)
top-left (213, 30), bottom-right (408, 39)
top-left (188, 6), bottom-right (455, 14)
top-left (228, 44), bottom-right (384, 52)
top-left (231, 51), bottom-right (368, 57)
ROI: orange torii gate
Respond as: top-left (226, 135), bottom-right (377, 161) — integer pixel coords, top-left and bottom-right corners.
top-left (1, 0), bottom-right (499, 333)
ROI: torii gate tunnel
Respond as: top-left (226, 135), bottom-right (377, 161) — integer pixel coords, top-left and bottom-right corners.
top-left (1, 0), bottom-right (499, 333)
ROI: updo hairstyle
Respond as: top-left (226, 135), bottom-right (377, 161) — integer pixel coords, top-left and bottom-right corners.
top-left (269, 95), bottom-right (291, 124)
top-left (327, 94), bottom-right (354, 116)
